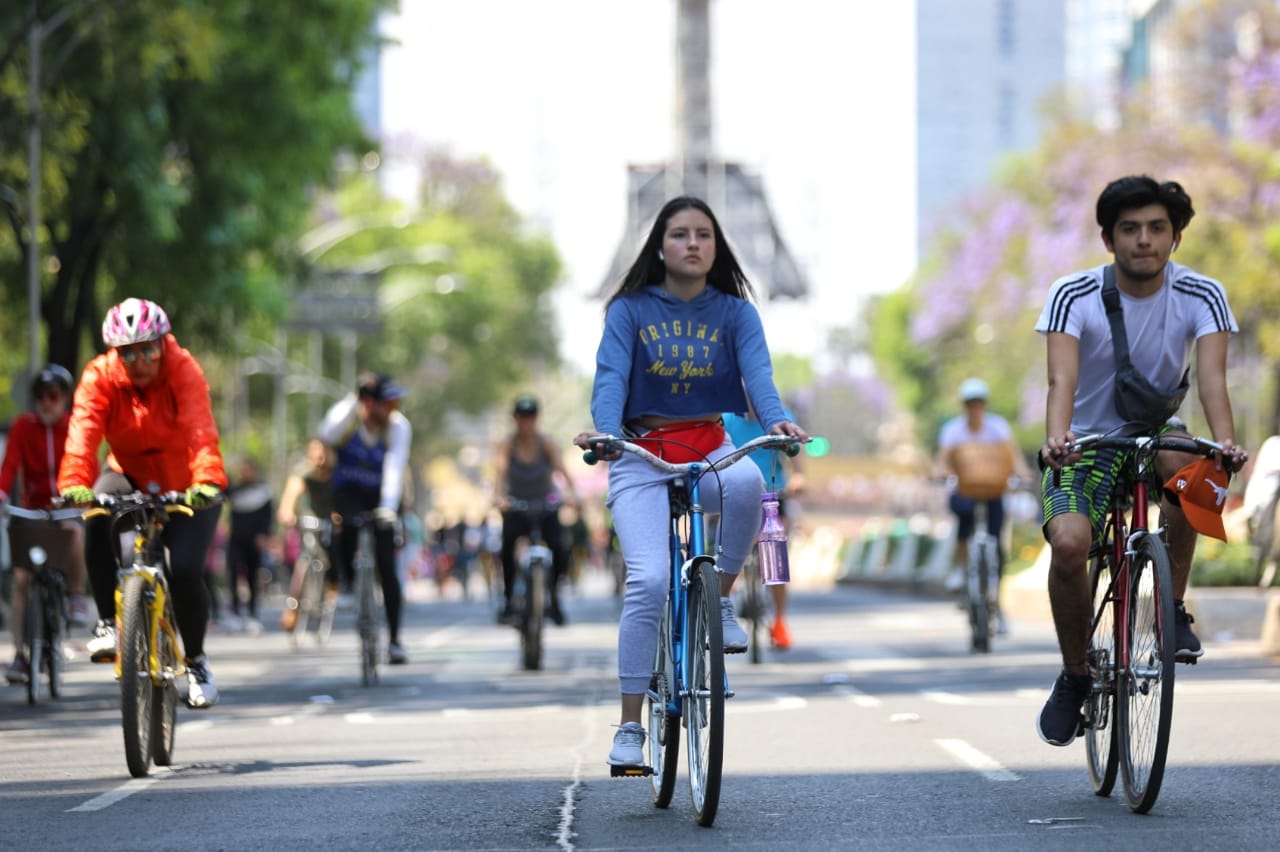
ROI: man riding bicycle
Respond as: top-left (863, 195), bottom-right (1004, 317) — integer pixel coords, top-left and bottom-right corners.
top-left (58, 298), bottom-right (227, 709)
top-left (318, 372), bottom-right (412, 665)
top-left (1034, 176), bottom-right (1248, 747)
top-left (1, 365), bottom-right (91, 685)
top-left (934, 377), bottom-right (1032, 632)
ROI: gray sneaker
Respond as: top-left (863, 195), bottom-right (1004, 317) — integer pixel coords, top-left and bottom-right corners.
top-left (607, 721), bottom-right (646, 766)
top-left (720, 596), bottom-right (748, 653)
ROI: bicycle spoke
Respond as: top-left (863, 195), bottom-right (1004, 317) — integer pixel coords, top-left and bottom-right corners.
top-left (1118, 535), bottom-right (1176, 813)
top-left (120, 574), bottom-right (155, 777)
top-left (648, 603), bottom-right (679, 808)
top-left (685, 562), bottom-right (724, 827)
top-left (1085, 552), bottom-right (1118, 796)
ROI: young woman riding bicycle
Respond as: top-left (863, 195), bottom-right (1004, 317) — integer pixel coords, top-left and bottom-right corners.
top-left (572, 196), bottom-right (808, 768)
top-left (58, 298), bottom-right (228, 709)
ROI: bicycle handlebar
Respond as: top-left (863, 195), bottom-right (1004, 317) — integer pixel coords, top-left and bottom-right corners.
top-left (581, 433), bottom-right (807, 472)
top-left (0, 503), bottom-right (86, 523)
top-left (1051, 432), bottom-right (1244, 489)
top-left (1066, 433), bottom-right (1242, 470)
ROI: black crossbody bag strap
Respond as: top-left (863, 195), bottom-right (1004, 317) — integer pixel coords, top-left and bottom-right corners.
top-left (1101, 264), bottom-right (1132, 370)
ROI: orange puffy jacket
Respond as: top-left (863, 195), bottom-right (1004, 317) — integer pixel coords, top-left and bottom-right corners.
top-left (58, 334), bottom-right (228, 493)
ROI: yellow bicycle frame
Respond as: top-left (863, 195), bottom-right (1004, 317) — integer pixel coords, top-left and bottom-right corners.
top-left (87, 503), bottom-right (192, 683)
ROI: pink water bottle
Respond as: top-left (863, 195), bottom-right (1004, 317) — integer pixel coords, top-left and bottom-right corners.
top-left (758, 491), bottom-right (790, 585)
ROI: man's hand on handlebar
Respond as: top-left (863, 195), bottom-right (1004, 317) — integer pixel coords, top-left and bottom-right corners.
top-left (1213, 439), bottom-right (1248, 474)
top-left (1039, 432), bottom-right (1079, 470)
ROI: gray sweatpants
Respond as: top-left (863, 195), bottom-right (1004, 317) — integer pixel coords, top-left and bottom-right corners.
top-left (607, 436), bottom-right (765, 695)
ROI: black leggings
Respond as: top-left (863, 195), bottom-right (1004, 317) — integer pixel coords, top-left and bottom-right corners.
top-left (85, 471), bottom-right (220, 659)
top-left (500, 508), bottom-right (568, 606)
top-left (226, 536), bottom-right (263, 618)
top-left (333, 489), bottom-right (403, 643)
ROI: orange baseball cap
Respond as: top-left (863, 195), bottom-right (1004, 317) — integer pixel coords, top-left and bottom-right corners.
top-left (1163, 458), bottom-right (1230, 542)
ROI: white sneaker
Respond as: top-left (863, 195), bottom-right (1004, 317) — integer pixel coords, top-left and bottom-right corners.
top-left (944, 568), bottom-right (965, 593)
top-left (607, 721), bottom-right (646, 766)
top-left (68, 596), bottom-right (92, 628)
top-left (87, 620), bottom-right (118, 663)
top-left (720, 596), bottom-right (748, 653)
top-left (186, 655), bottom-right (218, 708)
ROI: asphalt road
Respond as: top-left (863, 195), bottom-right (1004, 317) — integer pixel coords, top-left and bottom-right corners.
top-left (3, 571), bottom-right (1278, 851)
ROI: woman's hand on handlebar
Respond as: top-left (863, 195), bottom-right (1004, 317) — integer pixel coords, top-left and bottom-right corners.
top-left (768, 421), bottom-right (809, 442)
top-left (573, 432), bottom-right (621, 461)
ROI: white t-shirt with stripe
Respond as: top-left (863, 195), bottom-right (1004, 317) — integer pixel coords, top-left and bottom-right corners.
top-left (1034, 261), bottom-right (1237, 435)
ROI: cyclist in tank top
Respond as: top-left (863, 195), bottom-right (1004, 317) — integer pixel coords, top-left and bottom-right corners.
top-left (492, 395), bottom-right (580, 625)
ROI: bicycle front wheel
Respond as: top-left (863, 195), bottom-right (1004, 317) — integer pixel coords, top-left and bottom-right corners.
top-left (151, 597), bottom-right (180, 767)
top-left (119, 574), bottom-right (155, 777)
top-left (357, 572), bottom-right (378, 687)
top-left (1117, 533), bottom-right (1176, 813)
top-left (685, 561), bottom-right (725, 827)
top-left (45, 585), bottom-right (65, 700)
top-left (648, 601), bottom-right (680, 808)
top-left (521, 561), bottom-right (546, 671)
top-left (25, 584), bottom-right (45, 706)
top-left (1085, 551), bottom-right (1118, 797)
top-left (967, 543), bottom-right (991, 654)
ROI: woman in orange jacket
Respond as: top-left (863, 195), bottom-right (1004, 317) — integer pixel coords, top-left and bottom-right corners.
top-left (58, 298), bottom-right (228, 709)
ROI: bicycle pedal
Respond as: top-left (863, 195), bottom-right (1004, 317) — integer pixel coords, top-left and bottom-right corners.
top-left (609, 764), bottom-right (653, 778)
top-left (725, 689), bottom-right (735, 699)
top-left (1176, 654), bottom-right (1199, 665)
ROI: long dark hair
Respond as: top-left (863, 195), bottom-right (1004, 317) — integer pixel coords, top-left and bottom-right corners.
top-left (605, 196), bottom-right (755, 311)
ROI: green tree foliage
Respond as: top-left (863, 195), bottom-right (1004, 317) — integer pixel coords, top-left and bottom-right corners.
top-left (870, 0), bottom-right (1280, 449)
top-left (0, 0), bottom-right (390, 416)
top-left (290, 154), bottom-right (564, 454)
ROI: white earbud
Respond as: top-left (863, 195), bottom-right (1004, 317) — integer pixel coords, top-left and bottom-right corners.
top-left (658, 250), bottom-right (665, 261)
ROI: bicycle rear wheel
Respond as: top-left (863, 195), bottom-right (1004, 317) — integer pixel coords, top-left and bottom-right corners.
top-left (25, 584), bottom-right (45, 706)
top-left (967, 542), bottom-right (991, 654)
top-left (521, 560), bottom-right (546, 671)
top-left (1117, 534), bottom-right (1176, 813)
top-left (151, 596), bottom-right (180, 767)
top-left (1085, 551), bottom-right (1118, 797)
top-left (648, 602), bottom-right (680, 808)
top-left (120, 574), bottom-right (155, 777)
top-left (741, 550), bottom-right (763, 664)
top-left (685, 561), bottom-right (725, 827)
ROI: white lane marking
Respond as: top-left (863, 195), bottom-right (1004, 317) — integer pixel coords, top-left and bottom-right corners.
top-left (732, 695), bottom-right (808, 714)
top-left (67, 775), bottom-right (164, 812)
top-left (935, 738), bottom-right (1020, 781)
top-left (345, 712), bottom-right (375, 724)
top-left (922, 691), bottom-right (971, 705)
top-left (831, 684), bottom-right (882, 708)
top-left (442, 708), bottom-right (470, 718)
top-left (558, 661), bottom-right (610, 852)
top-left (182, 720), bottom-right (214, 732)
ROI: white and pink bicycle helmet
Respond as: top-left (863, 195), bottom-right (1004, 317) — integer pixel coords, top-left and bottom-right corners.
top-left (102, 298), bottom-right (171, 347)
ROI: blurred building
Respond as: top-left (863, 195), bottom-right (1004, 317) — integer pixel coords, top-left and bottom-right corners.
top-left (915, 0), bottom-right (1067, 259)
